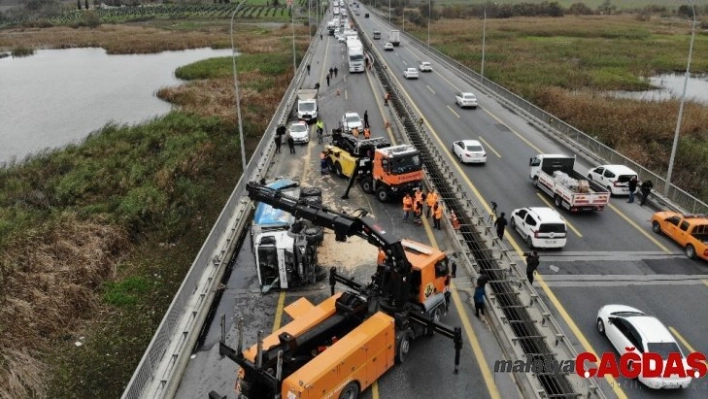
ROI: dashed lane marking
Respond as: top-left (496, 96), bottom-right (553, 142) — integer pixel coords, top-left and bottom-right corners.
top-left (477, 136), bottom-right (500, 158)
top-left (669, 327), bottom-right (708, 367)
top-left (426, 85), bottom-right (436, 95)
top-left (447, 105), bottom-right (460, 118)
top-left (608, 203), bottom-right (671, 254)
top-left (535, 193), bottom-right (583, 238)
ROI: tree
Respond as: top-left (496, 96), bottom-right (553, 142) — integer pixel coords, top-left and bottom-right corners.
top-left (598, 0), bottom-right (615, 15)
top-left (77, 0), bottom-right (81, 9)
top-left (85, 0), bottom-right (89, 9)
top-left (568, 2), bottom-right (593, 15)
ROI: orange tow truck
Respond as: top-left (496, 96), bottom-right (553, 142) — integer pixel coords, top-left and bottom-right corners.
top-left (218, 182), bottom-right (462, 399)
top-left (651, 211), bottom-right (708, 261)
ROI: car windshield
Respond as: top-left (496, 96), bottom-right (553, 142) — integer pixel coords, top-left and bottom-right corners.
top-left (299, 103), bottom-right (315, 112)
top-left (466, 145), bottom-right (483, 152)
top-left (464, 94), bottom-right (475, 100)
top-left (647, 342), bottom-right (682, 360)
top-left (422, 62), bottom-right (430, 66)
top-left (539, 223), bottom-right (566, 233)
top-left (290, 124), bottom-right (307, 133)
top-left (388, 154), bottom-right (422, 175)
top-left (346, 116), bottom-right (360, 125)
top-left (617, 174), bottom-right (636, 183)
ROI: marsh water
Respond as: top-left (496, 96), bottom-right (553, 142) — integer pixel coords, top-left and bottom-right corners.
top-left (608, 73), bottom-right (708, 105)
top-left (0, 47), bottom-right (233, 164)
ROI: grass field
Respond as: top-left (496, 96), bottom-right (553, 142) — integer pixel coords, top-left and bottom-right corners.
top-left (431, 0), bottom-right (694, 10)
top-left (0, 20), bottom-right (310, 399)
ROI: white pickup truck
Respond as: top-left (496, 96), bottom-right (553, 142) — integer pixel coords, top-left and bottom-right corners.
top-left (529, 154), bottom-right (610, 212)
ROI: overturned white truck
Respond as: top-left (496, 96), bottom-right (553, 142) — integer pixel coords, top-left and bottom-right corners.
top-left (296, 89), bottom-right (318, 123)
top-left (250, 179), bottom-right (325, 293)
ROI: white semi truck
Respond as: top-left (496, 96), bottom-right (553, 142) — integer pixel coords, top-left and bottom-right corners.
top-left (347, 40), bottom-right (364, 73)
top-left (296, 89), bottom-right (318, 123)
top-left (250, 179), bottom-right (325, 293)
top-left (389, 29), bottom-right (400, 46)
top-left (529, 154), bottom-right (610, 212)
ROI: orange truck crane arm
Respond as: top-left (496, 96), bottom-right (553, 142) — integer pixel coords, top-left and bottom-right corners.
top-left (216, 182), bottom-right (463, 399)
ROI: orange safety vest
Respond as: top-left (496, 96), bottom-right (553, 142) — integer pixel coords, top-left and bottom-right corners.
top-left (403, 196), bottom-right (413, 211)
top-left (414, 201), bottom-right (423, 216)
top-left (426, 193), bottom-right (437, 208)
top-left (434, 205), bottom-right (443, 219)
top-left (364, 128), bottom-right (371, 139)
top-left (377, 250), bottom-right (386, 264)
top-left (415, 190), bottom-right (423, 204)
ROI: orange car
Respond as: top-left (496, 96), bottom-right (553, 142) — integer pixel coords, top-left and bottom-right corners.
top-left (651, 212), bottom-right (708, 260)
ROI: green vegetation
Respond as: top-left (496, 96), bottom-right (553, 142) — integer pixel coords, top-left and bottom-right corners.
top-left (10, 46), bottom-right (33, 56)
top-left (0, 18), bottom-right (308, 398)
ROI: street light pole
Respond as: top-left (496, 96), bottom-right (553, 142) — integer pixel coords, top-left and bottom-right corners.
top-left (230, 2), bottom-right (247, 172)
top-left (388, 0), bottom-right (391, 23)
top-left (481, 6), bottom-right (487, 85)
top-left (427, 0), bottom-right (430, 48)
top-left (292, 3), bottom-right (297, 73)
top-left (664, 1), bottom-right (697, 196)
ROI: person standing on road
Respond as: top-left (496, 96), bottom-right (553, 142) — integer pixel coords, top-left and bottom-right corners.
top-left (329, 67), bottom-right (334, 78)
top-left (326, 74), bottom-right (330, 87)
top-left (627, 175), bottom-right (638, 203)
top-left (402, 193), bottom-right (413, 223)
top-left (287, 134), bottom-right (295, 154)
top-left (363, 127), bottom-right (371, 139)
top-left (433, 202), bottom-right (443, 230)
top-left (426, 191), bottom-right (438, 218)
top-left (494, 212), bottom-right (508, 240)
top-left (306, 64), bottom-right (311, 75)
top-left (473, 280), bottom-right (486, 318)
top-left (364, 110), bottom-right (370, 128)
top-left (525, 251), bottom-right (540, 284)
top-left (640, 180), bottom-right (653, 207)
top-left (334, 66), bottom-right (338, 77)
top-left (274, 133), bottom-right (282, 154)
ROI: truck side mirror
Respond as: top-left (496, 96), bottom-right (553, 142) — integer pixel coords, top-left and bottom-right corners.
top-left (529, 158), bottom-right (534, 166)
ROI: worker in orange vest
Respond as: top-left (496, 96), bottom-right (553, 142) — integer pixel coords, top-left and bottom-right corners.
top-left (451, 211), bottom-right (460, 230)
top-left (402, 193), bottom-right (413, 223)
top-left (377, 249), bottom-right (386, 265)
top-left (363, 127), bottom-right (371, 139)
top-left (414, 188), bottom-right (423, 205)
top-left (433, 202), bottom-right (444, 230)
top-left (426, 191), bottom-right (438, 218)
top-left (413, 199), bottom-right (423, 225)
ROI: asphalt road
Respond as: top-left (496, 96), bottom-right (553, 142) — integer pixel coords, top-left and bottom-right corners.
top-left (173, 14), bottom-right (523, 399)
top-left (356, 6), bottom-right (708, 399)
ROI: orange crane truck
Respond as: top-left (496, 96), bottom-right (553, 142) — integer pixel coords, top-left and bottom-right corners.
top-left (218, 182), bottom-right (463, 399)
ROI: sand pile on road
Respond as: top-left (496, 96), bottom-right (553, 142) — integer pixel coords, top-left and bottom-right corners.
top-left (317, 232), bottom-right (378, 269)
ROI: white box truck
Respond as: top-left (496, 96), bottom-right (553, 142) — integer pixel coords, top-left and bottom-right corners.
top-left (296, 89), bottom-right (318, 123)
top-left (529, 154), bottom-right (610, 212)
top-left (347, 40), bottom-right (364, 73)
top-left (389, 29), bottom-right (400, 46)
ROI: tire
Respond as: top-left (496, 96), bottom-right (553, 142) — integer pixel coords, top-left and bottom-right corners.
top-left (338, 382), bottom-right (360, 399)
top-left (395, 331), bottom-right (412, 364)
top-left (596, 318), bottom-right (605, 336)
top-left (686, 244), bottom-right (696, 259)
top-left (526, 235), bottom-right (534, 249)
top-left (376, 186), bottom-right (390, 203)
top-left (360, 178), bottom-right (374, 193)
top-left (533, 177), bottom-right (539, 187)
top-left (510, 217), bottom-right (516, 229)
top-left (431, 307), bottom-right (442, 322)
top-left (651, 221), bottom-right (662, 235)
top-left (554, 195), bottom-right (562, 208)
top-left (303, 227), bottom-right (324, 245)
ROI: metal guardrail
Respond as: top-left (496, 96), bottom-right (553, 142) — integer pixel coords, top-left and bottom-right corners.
top-left (353, 11), bottom-right (601, 399)
top-left (382, 13), bottom-right (706, 216)
top-left (121, 24), bottom-right (322, 399)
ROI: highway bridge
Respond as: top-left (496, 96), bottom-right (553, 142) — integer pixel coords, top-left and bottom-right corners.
top-left (122, 3), bottom-right (708, 399)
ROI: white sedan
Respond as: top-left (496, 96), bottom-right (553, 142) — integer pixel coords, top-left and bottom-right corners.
top-left (419, 61), bottom-right (432, 72)
top-left (403, 68), bottom-right (419, 79)
top-left (455, 91), bottom-right (478, 109)
top-left (384, 42), bottom-right (394, 51)
top-left (452, 140), bottom-right (486, 164)
top-left (288, 121), bottom-right (310, 144)
top-left (596, 305), bottom-right (693, 389)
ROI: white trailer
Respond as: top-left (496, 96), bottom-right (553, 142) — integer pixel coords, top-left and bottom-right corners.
top-left (389, 29), bottom-right (400, 46)
top-left (347, 40), bottom-right (364, 73)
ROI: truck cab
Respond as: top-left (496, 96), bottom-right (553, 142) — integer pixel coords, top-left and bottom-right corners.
top-left (325, 131), bottom-right (390, 177)
top-left (651, 212), bottom-right (708, 260)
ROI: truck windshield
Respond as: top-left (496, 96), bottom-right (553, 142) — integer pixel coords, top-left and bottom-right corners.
top-left (350, 54), bottom-right (364, 62)
top-left (388, 154), bottom-right (422, 175)
top-left (257, 245), bottom-right (278, 271)
top-left (299, 103), bottom-right (315, 112)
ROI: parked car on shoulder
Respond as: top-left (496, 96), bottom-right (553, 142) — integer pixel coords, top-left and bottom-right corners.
top-left (510, 207), bottom-right (567, 249)
top-left (587, 165), bottom-right (638, 196)
top-left (452, 140), bottom-right (486, 164)
top-left (341, 111), bottom-right (363, 133)
top-left (384, 42), bottom-right (394, 51)
top-left (651, 212), bottom-right (708, 260)
top-left (419, 61), bottom-right (432, 72)
top-left (288, 121), bottom-right (310, 144)
top-left (596, 304), bottom-right (693, 389)
top-left (455, 91), bottom-right (478, 109)
top-left (403, 68), bottom-right (419, 79)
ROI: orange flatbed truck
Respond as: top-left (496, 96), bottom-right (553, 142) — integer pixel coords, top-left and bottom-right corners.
top-left (217, 182), bottom-right (462, 399)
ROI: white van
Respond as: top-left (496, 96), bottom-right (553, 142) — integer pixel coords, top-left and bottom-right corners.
top-left (510, 207), bottom-right (567, 249)
top-left (587, 164), bottom-right (638, 196)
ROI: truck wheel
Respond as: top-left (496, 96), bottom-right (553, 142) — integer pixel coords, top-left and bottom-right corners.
top-left (533, 177), bottom-right (539, 187)
top-left (339, 382), bottom-right (360, 399)
top-left (510, 217), bottom-right (516, 229)
top-left (686, 244), bottom-right (696, 259)
top-left (375, 186), bottom-right (390, 202)
top-left (526, 235), bottom-right (534, 249)
top-left (651, 221), bottom-right (662, 235)
top-left (554, 195), bottom-right (562, 208)
top-left (431, 307), bottom-right (442, 322)
top-left (360, 178), bottom-right (374, 193)
top-left (395, 330), bottom-right (413, 364)
top-left (303, 227), bottom-right (324, 245)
